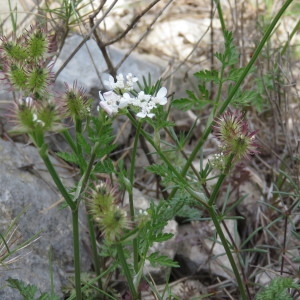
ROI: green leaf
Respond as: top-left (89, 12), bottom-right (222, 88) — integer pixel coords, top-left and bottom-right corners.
top-left (7, 278), bottom-right (38, 299)
top-left (256, 277), bottom-right (300, 300)
top-left (76, 132), bottom-right (91, 154)
top-left (172, 89), bottom-right (211, 111)
top-left (172, 98), bottom-right (195, 111)
top-left (147, 252), bottom-right (179, 268)
top-left (215, 30), bottom-right (238, 66)
top-left (227, 67), bottom-right (248, 82)
top-left (229, 85), bottom-right (265, 112)
top-left (153, 232), bottom-right (174, 242)
top-left (94, 144), bottom-right (116, 159)
top-left (56, 151), bottom-right (79, 165)
top-left (198, 84), bottom-right (210, 99)
top-left (194, 70), bottom-right (220, 83)
top-left (93, 159), bottom-right (115, 174)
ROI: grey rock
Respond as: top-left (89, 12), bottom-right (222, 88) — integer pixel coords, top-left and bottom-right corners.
top-left (175, 220), bottom-right (240, 281)
top-left (53, 34), bottom-right (164, 92)
top-left (0, 138), bottom-right (91, 299)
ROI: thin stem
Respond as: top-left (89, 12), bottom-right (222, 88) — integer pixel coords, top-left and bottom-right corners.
top-left (208, 154), bottom-right (234, 206)
top-left (128, 121), bottom-right (141, 273)
top-left (213, 66), bottom-right (225, 116)
top-left (207, 206), bottom-right (247, 299)
top-left (281, 18), bottom-right (300, 56)
top-left (38, 145), bottom-right (75, 210)
top-left (86, 213), bottom-right (103, 293)
top-left (62, 129), bottom-right (77, 154)
top-left (35, 140), bottom-right (81, 297)
top-left (218, 0), bottom-right (294, 116)
top-left (127, 114), bottom-right (208, 207)
top-left (168, 0), bottom-right (294, 200)
top-left (72, 209), bottom-right (82, 300)
top-left (215, 0), bottom-right (226, 34)
top-left (75, 118), bottom-right (87, 171)
top-left (116, 243), bottom-right (138, 300)
top-left (78, 141), bottom-right (100, 198)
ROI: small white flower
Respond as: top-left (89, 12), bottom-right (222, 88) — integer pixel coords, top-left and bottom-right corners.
top-left (100, 73), bottom-right (167, 119)
top-left (115, 74), bottom-right (125, 89)
top-left (152, 87), bottom-right (167, 105)
top-left (103, 73), bottom-right (138, 93)
top-left (125, 73), bottom-right (138, 90)
top-left (104, 75), bottom-right (117, 90)
top-left (98, 91), bottom-right (120, 116)
top-left (137, 110), bottom-right (155, 118)
top-left (119, 93), bottom-right (132, 108)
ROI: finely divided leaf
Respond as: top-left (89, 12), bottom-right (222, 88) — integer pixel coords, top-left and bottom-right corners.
top-left (194, 70), bottom-right (220, 83)
top-left (153, 232), bottom-right (174, 242)
top-left (147, 252), bottom-right (179, 268)
top-left (93, 159), bottom-right (115, 174)
top-left (56, 151), bottom-right (79, 165)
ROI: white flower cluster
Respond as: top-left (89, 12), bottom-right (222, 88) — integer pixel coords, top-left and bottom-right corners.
top-left (98, 73), bottom-right (168, 118)
top-left (104, 73), bottom-right (138, 92)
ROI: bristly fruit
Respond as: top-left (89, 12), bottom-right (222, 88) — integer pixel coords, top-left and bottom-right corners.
top-left (212, 110), bottom-right (259, 165)
top-left (88, 181), bottom-right (130, 243)
top-left (59, 82), bottom-right (92, 121)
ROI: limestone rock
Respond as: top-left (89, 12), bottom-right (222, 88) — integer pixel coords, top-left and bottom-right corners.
top-left (0, 138), bottom-right (91, 299)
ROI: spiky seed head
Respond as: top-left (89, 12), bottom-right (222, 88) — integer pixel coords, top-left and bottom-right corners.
top-left (213, 110), bottom-right (259, 164)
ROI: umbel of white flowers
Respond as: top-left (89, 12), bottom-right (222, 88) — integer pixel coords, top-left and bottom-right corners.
top-left (98, 73), bottom-right (167, 118)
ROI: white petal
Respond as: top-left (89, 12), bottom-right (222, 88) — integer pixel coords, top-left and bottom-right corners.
top-left (103, 91), bottom-right (120, 104)
top-left (136, 111), bottom-right (146, 118)
top-left (157, 87), bottom-right (167, 98)
top-left (158, 97), bottom-right (167, 105)
top-left (99, 101), bottom-right (113, 116)
top-left (147, 113), bottom-right (155, 118)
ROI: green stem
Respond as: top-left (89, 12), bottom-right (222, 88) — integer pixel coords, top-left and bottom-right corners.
top-left (218, 0), bottom-right (294, 116)
top-left (38, 145), bottom-right (75, 210)
top-left (127, 114), bottom-right (208, 207)
top-left (37, 144), bottom-right (81, 298)
top-left (207, 205), bottom-right (247, 299)
top-left (128, 121), bottom-right (141, 273)
top-left (168, 0), bottom-right (294, 200)
top-left (208, 154), bottom-right (234, 206)
top-left (75, 140), bottom-right (103, 292)
top-left (213, 66), bottom-right (225, 116)
top-left (281, 18), bottom-right (300, 56)
top-left (75, 118), bottom-right (87, 171)
top-left (86, 213), bottom-right (103, 293)
top-left (215, 0), bottom-right (226, 34)
top-left (62, 129), bottom-right (78, 154)
top-left (116, 243), bottom-right (138, 299)
top-left (78, 141), bottom-right (100, 198)
top-left (72, 209), bottom-right (82, 300)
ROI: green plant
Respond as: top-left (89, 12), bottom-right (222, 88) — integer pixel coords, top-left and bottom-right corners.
top-left (256, 277), bottom-right (300, 300)
top-left (0, 0), bottom-right (297, 299)
top-left (6, 278), bottom-right (59, 300)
